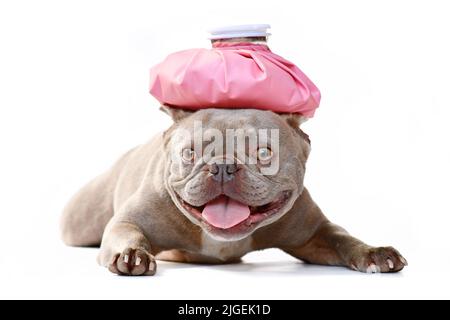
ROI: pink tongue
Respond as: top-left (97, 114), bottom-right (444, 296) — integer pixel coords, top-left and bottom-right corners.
top-left (202, 195), bottom-right (251, 229)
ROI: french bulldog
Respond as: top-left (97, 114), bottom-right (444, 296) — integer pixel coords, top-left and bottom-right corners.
top-left (61, 106), bottom-right (407, 275)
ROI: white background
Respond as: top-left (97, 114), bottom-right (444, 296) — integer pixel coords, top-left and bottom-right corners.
top-left (0, 0), bottom-right (449, 299)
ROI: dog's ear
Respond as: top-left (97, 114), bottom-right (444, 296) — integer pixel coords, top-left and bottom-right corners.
top-left (278, 113), bottom-right (308, 128)
top-left (160, 104), bottom-right (195, 122)
top-left (279, 113), bottom-right (311, 145)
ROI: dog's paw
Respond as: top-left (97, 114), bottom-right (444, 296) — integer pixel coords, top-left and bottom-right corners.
top-left (350, 246), bottom-right (407, 273)
top-left (104, 248), bottom-right (157, 276)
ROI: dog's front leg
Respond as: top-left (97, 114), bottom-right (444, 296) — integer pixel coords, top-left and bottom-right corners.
top-left (97, 220), bottom-right (156, 276)
top-left (281, 221), bottom-right (407, 273)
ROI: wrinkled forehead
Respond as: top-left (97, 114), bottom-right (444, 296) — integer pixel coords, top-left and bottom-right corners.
top-left (187, 109), bottom-right (283, 132)
top-left (169, 110), bottom-right (284, 153)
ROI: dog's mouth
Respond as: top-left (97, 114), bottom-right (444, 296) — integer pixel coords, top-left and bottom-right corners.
top-left (178, 191), bottom-right (292, 232)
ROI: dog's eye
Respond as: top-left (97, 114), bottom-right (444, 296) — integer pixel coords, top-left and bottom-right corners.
top-left (181, 148), bottom-right (195, 163)
top-left (257, 147), bottom-right (273, 163)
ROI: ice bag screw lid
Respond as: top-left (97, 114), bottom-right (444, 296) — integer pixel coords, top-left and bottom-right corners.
top-left (207, 24), bottom-right (271, 40)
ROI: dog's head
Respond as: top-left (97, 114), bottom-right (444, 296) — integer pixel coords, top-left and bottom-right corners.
top-left (162, 106), bottom-right (311, 241)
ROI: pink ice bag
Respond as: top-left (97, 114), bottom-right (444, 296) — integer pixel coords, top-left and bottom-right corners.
top-left (149, 41), bottom-right (321, 117)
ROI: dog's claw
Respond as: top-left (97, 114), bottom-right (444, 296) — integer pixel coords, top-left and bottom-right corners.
top-left (366, 264), bottom-right (379, 274)
top-left (387, 259), bottom-right (394, 269)
top-left (400, 256), bottom-right (408, 266)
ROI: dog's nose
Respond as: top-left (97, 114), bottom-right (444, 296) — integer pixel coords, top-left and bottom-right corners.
top-left (208, 163), bottom-right (239, 182)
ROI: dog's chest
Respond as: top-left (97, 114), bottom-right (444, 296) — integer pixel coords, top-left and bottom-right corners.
top-left (200, 233), bottom-right (252, 261)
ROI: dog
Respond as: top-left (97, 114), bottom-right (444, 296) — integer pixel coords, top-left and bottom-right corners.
top-left (61, 106), bottom-right (407, 275)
